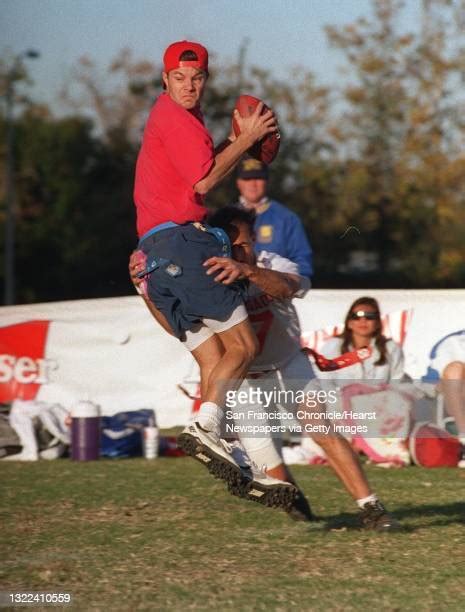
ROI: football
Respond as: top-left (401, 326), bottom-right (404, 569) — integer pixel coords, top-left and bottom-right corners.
top-left (232, 94), bottom-right (280, 165)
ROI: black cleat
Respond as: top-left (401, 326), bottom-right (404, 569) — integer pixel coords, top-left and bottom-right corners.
top-left (359, 500), bottom-right (403, 532)
top-left (286, 488), bottom-right (316, 522)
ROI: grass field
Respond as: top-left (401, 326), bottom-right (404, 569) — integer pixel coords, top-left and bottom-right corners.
top-left (1, 457), bottom-right (464, 611)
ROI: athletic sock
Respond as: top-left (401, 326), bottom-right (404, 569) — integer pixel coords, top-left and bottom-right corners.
top-left (196, 401), bottom-right (223, 434)
top-left (356, 493), bottom-right (379, 509)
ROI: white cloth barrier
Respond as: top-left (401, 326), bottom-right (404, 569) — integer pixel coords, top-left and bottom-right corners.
top-left (1, 290), bottom-right (464, 428)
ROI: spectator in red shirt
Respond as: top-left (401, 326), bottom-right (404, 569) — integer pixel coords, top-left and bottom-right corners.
top-left (133, 40), bottom-right (281, 491)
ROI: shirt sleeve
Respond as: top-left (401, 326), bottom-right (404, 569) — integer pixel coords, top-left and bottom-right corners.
top-left (284, 214), bottom-right (313, 278)
top-left (431, 333), bottom-right (465, 377)
top-left (263, 251), bottom-right (299, 275)
top-left (314, 338), bottom-right (344, 385)
top-left (259, 251), bottom-right (311, 298)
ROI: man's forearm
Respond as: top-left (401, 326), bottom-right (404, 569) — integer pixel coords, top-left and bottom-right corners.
top-left (195, 132), bottom-right (256, 195)
top-left (214, 138), bottom-right (233, 156)
top-left (241, 264), bottom-right (301, 299)
top-left (204, 256), bottom-right (303, 298)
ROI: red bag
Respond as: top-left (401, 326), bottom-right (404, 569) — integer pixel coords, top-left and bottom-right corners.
top-left (159, 435), bottom-right (185, 457)
top-left (409, 422), bottom-right (461, 468)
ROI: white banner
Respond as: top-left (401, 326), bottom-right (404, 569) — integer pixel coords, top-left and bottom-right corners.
top-left (1, 290), bottom-right (464, 427)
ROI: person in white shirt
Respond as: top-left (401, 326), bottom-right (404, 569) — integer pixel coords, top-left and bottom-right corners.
top-left (318, 297), bottom-right (405, 383)
top-left (130, 208), bottom-right (402, 530)
top-left (188, 207), bottom-right (402, 530)
top-left (315, 297), bottom-right (412, 468)
top-left (427, 330), bottom-right (465, 467)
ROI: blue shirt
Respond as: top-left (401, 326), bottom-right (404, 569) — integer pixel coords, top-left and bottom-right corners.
top-left (237, 199), bottom-right (313, 278)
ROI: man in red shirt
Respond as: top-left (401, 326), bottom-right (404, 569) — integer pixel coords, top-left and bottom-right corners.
top-left (133, 41), bottom-right (283, 495)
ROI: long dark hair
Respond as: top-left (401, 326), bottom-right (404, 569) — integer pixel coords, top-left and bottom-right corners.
top-left (339, 296), bottom-right (388, 365)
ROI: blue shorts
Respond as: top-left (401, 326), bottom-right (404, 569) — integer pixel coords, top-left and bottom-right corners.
top-left (138, 223), bottom-right (245, 340)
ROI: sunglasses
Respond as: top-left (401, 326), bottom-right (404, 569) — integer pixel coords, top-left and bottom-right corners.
top-left (349, 310), bottom-right (379, 321)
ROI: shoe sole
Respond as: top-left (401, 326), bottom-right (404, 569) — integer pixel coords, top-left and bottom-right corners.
top-left (177, 431), bottom-right (246, 489)
top-left (374, 522), bottom-right (404, 532)
top-left (360, 516), bottom-right (404, 532)
top-left (227, 478), bottom-right (298, 511)
top-left (368, 524), bottom-right (404, 532)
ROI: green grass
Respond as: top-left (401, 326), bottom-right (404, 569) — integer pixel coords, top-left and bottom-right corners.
top-left (1, 459), bottom-right (464, 611)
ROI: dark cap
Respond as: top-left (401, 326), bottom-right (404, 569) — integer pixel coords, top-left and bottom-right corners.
top-left (236, 157), bottom-right (268, 180)
top-left (163, 40), bottom-right (209, 75)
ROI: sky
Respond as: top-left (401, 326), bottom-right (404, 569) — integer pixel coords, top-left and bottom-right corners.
top-left (1, 0), bottom-right (420, 112)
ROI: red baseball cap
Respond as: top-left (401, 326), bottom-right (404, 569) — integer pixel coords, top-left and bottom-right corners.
top-left (163, 40), bottom-right (209, 75)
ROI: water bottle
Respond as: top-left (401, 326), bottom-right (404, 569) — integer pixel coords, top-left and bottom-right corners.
top-left (142, 416), bottom-right (159, 459)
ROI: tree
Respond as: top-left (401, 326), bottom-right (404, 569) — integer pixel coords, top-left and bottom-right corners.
top-left (325, 0), bottom-right (465, 286)
top-left (60, 48), bottom-right (161, 147)
top-left (0, 107), bottom-right (137, 303)
top-left (4, 8), bottom-right (465, 305)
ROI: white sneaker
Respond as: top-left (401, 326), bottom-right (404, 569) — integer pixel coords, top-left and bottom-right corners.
top-left (177, 422), bottom-right (246, 488)
top-left (40, 442), bottom-right (66, 460)
top-left (2, 451), bottom-right (38, 461)
top-left (228, 441), bottom-right (298, 510)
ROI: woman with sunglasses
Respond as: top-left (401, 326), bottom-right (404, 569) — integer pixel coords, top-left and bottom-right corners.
top-left (316, 296), bottom-right (410, 467)
top-left (321, 296), bottom-right (405, 381)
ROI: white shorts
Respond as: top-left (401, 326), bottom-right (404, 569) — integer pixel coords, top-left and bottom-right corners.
top-left (182, 304), bottom-right (248, 352)
top-left (230, 351), bottom-right (318, 469)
